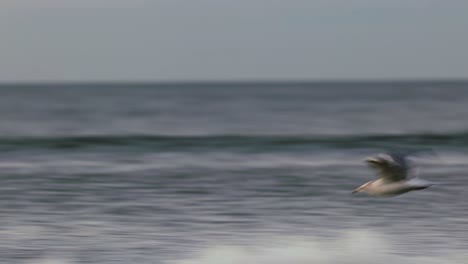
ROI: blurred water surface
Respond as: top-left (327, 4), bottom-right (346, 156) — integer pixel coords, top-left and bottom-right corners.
top-left (0, 82), bottom-right (467, 264)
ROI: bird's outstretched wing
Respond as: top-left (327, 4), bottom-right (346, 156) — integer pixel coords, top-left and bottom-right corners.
top-left (365, 153), bottom-right (409, 182)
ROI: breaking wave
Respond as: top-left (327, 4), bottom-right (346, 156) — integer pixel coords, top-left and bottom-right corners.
top-left (174, 230), bottom-right (467, 264)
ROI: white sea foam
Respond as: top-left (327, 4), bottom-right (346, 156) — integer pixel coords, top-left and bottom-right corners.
top-left (174, 230), bottom-right (467, 264)
top-left (12, 229), bottom-right (468, 264)
top-left (23, 258), bottom-right (73, 264)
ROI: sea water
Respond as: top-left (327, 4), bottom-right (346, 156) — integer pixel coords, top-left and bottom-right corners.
top-left (0, 82), bottom-right (467, 263)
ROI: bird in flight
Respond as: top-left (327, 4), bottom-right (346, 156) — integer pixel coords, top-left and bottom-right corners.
top-left (352, 152), bottom-right (434, 196)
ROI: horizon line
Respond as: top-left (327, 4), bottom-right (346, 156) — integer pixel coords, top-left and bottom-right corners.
top-left (0, 78), bottom-right (467, 86)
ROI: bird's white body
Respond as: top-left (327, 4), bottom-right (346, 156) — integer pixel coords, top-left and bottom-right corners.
top-left (353, 153), bottom-right (434, 196)
top-left (356, 178), bottom-right (433, 196)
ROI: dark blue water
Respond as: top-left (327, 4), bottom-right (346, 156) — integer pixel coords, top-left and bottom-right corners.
top-left (0, 82), bottom-right (467, 264)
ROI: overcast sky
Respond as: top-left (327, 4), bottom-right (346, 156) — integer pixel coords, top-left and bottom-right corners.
top-left (1, 0), bottom-right (467, 82)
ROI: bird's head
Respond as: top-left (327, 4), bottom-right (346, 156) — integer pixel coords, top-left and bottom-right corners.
top-left (352, 181), bottom-right (373, 194)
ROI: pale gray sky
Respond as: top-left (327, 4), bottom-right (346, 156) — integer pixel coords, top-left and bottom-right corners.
top-left (1, 0), bottom-right (467, 82)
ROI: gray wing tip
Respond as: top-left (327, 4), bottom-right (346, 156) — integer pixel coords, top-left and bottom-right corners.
top-left (365, 152), bottom-right (411, 162)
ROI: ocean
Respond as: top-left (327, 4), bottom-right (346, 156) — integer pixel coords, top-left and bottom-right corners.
top-left (0, 81), bottom-right (467, 264)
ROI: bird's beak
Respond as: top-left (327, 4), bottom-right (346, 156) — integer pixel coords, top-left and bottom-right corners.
top-left (352, 186), bottom-right (362, 194)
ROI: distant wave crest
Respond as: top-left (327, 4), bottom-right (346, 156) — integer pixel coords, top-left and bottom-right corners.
top-left (1, 132), bottom-right (468, 151)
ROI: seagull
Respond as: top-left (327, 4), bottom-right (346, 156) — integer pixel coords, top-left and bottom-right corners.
top-left (352, 152), bottom-right (434, 196)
